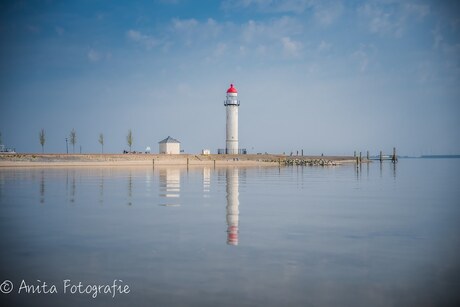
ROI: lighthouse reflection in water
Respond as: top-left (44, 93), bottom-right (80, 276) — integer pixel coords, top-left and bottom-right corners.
top-left (158, 166), bottom-right (240, 244)
top-left (159, 168), bottom-right (180, 206)
top-left (226, 168), bottom-right (240, 246)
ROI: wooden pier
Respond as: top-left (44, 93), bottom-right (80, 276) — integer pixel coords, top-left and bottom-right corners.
top-left (364, 147), bottom-right (398, 163)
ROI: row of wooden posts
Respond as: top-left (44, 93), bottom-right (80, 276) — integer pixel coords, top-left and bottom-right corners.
top-left (354, 147), bottom-right (398, 164)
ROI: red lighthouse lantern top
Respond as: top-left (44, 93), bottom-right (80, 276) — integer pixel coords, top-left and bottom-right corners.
top-left (226, 84), bottom-right (238, 94)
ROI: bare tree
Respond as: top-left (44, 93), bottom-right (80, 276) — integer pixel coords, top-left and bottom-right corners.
top-left (39, 128), bottom-right (45, 153)
top-left (126, 129), bottom-right (133, 152)
top-left (70, 128), bottom-right (77, 153)
top-left (98, 133), bottom-right (104, 153)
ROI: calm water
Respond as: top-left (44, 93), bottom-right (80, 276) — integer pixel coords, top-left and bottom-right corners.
top-left (0, 159), bottom-right (459, 306)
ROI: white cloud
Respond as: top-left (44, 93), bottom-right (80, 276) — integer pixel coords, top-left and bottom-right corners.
top-left (358, 2), bottom-right (430, 37)
top-left (237, 17), bottom-right (304, 58)
top-left (314, 1), bottom-right (344, 26)
top-left (204, 42), bottom-right (229, 63)
top-left (126, 30), bottom-right (159, 49)
top-left (317, 40), bottom-right (332, 52)
top-left (170, 18), bottom-right (222, 46)
top-left (214, 42), bottom-right (227, 57)
top-left (158, 0), bottom-right (181, 4)
top-left (172, 18), bottom-right (198, 30)
top-left (256, 44), bottom-right (267, 56)
top-left (222, 0), bottom-right (314, 14)
top-left (55, 26), bottom-right (65, 36)
top-left (27, 25), bottom-right (40, 33)
top-left (352, 44), bottom-right (374, 72)
top-left (403, 3), bottom-right (429, 19)
top-left (87, 49), bottom-right (111, 62)
top-left (87, 49), bottom-right (101, 62)
top-left (281, 36), bottom-right (302, 57)
top-left (432, 25), bottom-right (443, 49)
top-left (223, 0), bottom-right (343, 25)
top-left (358, 3), bottom-right (404, 37)
top-left (241, 20), bottom-right (263, 43)
top-left (241, 16), bottom-right (302, 44)
top-left (124, 16), bottom-right (306, 60)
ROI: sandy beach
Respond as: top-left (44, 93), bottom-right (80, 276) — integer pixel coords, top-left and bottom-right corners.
top-left (0, 153), bottom-right (356, 167)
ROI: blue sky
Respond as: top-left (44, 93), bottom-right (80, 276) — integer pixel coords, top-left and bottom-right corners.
top-left (1, 0), bottom-right (459, 156)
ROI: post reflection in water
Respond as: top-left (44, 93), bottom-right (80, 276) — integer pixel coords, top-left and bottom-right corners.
top-left (203, 167), bottom-right (211, 197)
top-left (65, 169), bottom-right (77, 204)
top-left (226, 167), bottom-right (240, 246)
top-left (99, 171), bottom-right (104, 205)
top-left (127, 171), bottom-right (133, 206)
top-left (40, 170), bottom-right (45, 204)
top-left (159, 168), bottom-right (181, 206)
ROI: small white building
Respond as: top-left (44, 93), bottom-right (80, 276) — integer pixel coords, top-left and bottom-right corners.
top-left (159, 136), bottom-right (181, 154)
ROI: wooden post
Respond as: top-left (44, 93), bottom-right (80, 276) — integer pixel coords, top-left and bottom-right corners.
top-left (392, 147), bottom-right (397, 163)
top-left (366, 151), bottom-right (369, 161)
top-left (356, 156), bottom-right (359, 168)
top-left (301, 149), bottom-right (303, 156)
top-left (379, 151), bottom-right (383, 162)
top-left (153, 158), bottom-right (155, 166)
top-left (213, 160), bottom-right (216, 168)
top-left (354, 151), bottom-right (356, 157)
top-left (359, 152), bottom-right (362, 164)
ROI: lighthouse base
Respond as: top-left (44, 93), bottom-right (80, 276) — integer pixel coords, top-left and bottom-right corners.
top-left (217, 148), bottom-right (247, 155)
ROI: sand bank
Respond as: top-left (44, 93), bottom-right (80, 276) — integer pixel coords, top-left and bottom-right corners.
top-left (0, 153), bottom-right (356, 168)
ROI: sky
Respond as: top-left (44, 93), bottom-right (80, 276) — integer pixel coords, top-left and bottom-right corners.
top-left (0, 0), bottom-right (459, 156)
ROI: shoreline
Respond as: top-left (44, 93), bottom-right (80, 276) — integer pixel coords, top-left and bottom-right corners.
top-left (0, 153), bottom-right (357, 168)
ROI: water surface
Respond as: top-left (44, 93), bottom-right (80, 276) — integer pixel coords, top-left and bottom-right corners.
top-left (1, 159), bottom-right (459, 306)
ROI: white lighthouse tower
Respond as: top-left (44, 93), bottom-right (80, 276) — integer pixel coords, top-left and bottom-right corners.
top-left (224, 84), bottom-right (240, 154)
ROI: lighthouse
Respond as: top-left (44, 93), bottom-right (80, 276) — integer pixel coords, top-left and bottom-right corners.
top-left (224, 84), bottom-right (240, 154)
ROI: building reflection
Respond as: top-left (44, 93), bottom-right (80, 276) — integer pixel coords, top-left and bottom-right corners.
top-left (159, 168), bottom-right (181, 206)
top-left (226, 167), bottom-right (240, 246)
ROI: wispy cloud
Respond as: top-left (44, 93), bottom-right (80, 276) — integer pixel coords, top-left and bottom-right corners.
top-left (222, 0), bottom-right (314, 14)
top-left (281, 36), bottom-right (302, 57)
top-left (26, 25), bottom-right (40, 33)
top-left (352, 44), bottom-right (375, 72)
top-left (404, 3), bottom-right (430, 19)
top-left (55, 26), bottom-right (65, 36)
top-left (223, 0), bottom-right (342, 26)
top-left (87, 49), bottom-right (111, 62)
top-left (170, 18), bottom-right (222, 46)
top-left (358, 2), bottom-right (430, 37)
top-left (126, 30), bottom-right (159, 49)
top-left (172, 18), bottom-right (198, 30)
top-left (241, 16), bottom-right (302, 44)
top-left (314, 1), bottom-right (343, 26)
top-left (317, 40), bottom-right (332, 52)
top-left (87, 49), bottom-right (101, 62)
top-left (358, 3), bottom-right (404, 37)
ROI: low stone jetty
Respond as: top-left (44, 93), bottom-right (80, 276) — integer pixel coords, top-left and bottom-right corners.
top-left (284, 158), bottom-right (338, 166)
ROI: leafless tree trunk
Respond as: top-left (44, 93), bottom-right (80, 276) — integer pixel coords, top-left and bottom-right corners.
top-left (39, 128), bottom-right (45, 153)
top-left (98, 133), bottom-right (104, 153)
top-left (127, 129), bottom-right (133, 152)
top-left (70, 129), bottom-right (77, 153)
